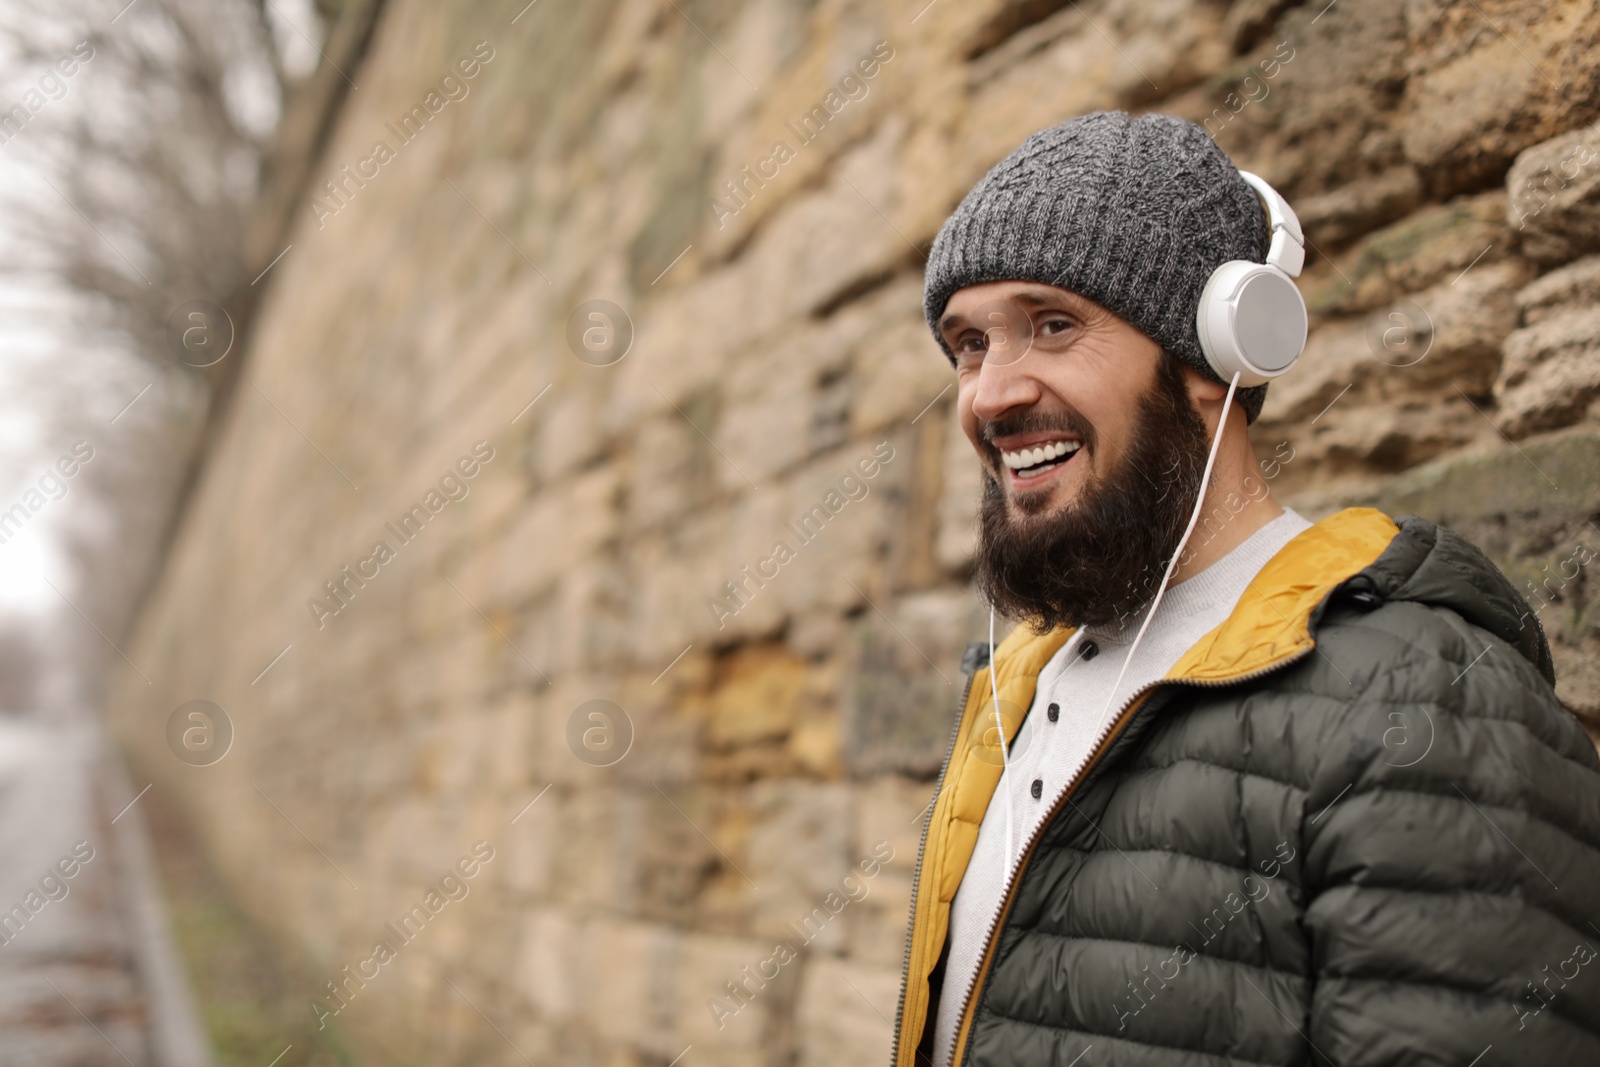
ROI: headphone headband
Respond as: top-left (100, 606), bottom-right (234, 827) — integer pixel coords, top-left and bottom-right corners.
top-left (1237, 171), bottom-right (1304, 277)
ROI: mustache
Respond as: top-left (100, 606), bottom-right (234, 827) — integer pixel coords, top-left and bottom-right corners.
top-left (979, 409), bottom-right (1098, 455)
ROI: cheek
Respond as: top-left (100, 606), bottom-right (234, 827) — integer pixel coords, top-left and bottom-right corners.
top-left (957, 394), bottom-right (987, 456)
top-left (1082, 371), bottom-right (1156, 444)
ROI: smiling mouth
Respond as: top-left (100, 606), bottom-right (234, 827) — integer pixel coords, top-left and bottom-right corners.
top-left (999, 438), bottom-right (1082, 482)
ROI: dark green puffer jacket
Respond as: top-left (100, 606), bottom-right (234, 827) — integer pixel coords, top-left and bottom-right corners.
top-left (892, 508), bottom-right (1600, 1066)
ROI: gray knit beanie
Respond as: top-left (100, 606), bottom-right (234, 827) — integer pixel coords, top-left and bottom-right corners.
top-left (923, 110), bottom-right (1273, 423)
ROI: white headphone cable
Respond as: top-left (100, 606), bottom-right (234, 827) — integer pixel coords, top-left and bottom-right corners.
top-left (1096, 370), bottom-right (1242, 726)
top-left (988, 603), bottom-right (1012, 873)
top-left (985, 370), bottom-right (1240, 881)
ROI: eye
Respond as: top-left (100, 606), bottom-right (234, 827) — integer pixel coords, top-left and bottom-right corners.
top-left (1038, 314), bottom-right (1075, 337)
top-left (952, 330), bottom-right (988, 359)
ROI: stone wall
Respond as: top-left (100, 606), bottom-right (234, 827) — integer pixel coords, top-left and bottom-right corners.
top-left (108, 1), bottom-right (1600, 1064)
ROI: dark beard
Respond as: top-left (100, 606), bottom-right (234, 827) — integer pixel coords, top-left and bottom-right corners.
top-left (974, 354), bottom-right (1213, 634)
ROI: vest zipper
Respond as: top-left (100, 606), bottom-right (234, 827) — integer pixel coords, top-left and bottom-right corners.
top-left (889, 662), bottom-right (979, 1067)
top-left (948, 644), bottom-right (1316, 1067)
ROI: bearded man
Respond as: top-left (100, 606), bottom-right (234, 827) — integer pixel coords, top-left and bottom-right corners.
top-left (891, 111), bottom-right (1600, 1067)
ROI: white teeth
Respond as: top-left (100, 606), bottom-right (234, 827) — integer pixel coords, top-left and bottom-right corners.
top-left (1001, 439), bottom-right (1081, 470)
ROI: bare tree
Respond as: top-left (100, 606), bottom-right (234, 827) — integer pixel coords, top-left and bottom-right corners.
top-left (1, 0), bottom-right (287, 354)
top-left (0, 1), bottom-right (369, 716)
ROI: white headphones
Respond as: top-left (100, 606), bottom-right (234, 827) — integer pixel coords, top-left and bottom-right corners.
top-left (1195, 171), bottom-right (1308, 388)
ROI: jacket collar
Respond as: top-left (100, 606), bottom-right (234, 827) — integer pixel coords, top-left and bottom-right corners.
top-left (983, 505), bottom-right (1406, 690)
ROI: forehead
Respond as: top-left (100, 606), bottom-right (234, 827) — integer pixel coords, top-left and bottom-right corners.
top-left (938, 281), bottom-right (1095, 332)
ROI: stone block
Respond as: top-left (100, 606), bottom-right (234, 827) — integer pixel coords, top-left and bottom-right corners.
top-left (631, 506), bottom-right (740, 658)
top-left (720, 354), bottom-right (814, 487)
top-left (1405, 260), bottom-right (1531, 390)
top-left (607, 783), bottom-right (719, 925)
top-left (1518, 254), bottom-right (1600, 325)
top-left (1350, 425), bottom-right (1600, 527)
top-left (771, 116), bottom-right (914, 320)
top-left (1304, 191), bottom-right (1511, 317)
top-left (1178, 1), bottom-right (1407, 198)
top-left (1506, 126), bottom-right (1600, 264)
top-left (852, 775), bottom-right (932, 875)
top-left (935, 406), bottom-right (983, 574)
top-left (850, 291), bottom-right (954, 437)
top-left (1265, 259), bottom-right (1529, 464)
top-left (744, 781), bottom-right (854, 945)
top-left (842, 588), bottom-right (985, 779)
top-left (717, 437), bottom-right (904, 629)
top-left (795, 954), bottom-right (899, 1067)
top-left (502, 783), bottom-right (560, 901)
top-left (496, 463), bottom-right (620, 614)
top-left (528, 375), bottom-right (612, 485)
top-left (481, 694), bottom-right (534, 794)
top-left (844, 867), bottom-right (914, 971)
top-left (1402, 3), bottom-right (1600, 195)
top-left (576, 916), bottom-right (682, 1053)
top-left (673, 930), bottom-right (785, 1052)
top-left (1496, 305), bottom-right (1600, 438)
top-left (966, 0), bottom-right (1232, 170)
top-left (705, 644), bottom-right (810, 751)
top-left (1293, 165), bottom-right (1423, 247)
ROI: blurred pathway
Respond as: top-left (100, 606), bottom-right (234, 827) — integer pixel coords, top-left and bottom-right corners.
top-left (0, 715), bottom-right (212, 1067)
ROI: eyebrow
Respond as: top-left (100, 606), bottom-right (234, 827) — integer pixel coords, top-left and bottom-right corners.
top-left (939, 289), bottom-right (1081, 333)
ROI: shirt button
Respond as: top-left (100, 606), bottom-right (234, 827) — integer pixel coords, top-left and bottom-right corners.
top-left (1047, 703), bottom-right (1060, 722)
top-left (1080, 640), bottom-right (1099, 661)
top-left (1030, 778), bottom-right (1043, 799)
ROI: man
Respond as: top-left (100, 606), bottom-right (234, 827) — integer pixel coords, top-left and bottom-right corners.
top-left (892, 110), bottom-right (1600, 1066)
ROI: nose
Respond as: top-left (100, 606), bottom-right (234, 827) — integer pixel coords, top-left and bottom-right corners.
top-left (970, 340), bottom-right (1043, 424)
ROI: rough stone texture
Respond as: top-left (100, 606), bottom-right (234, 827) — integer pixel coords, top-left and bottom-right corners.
top-left (1401, 0), bottom-right (1600, 196)
top-left (1505, 123), bottom-right (1600, 263)
top-left (1496, 306), bottom-right (1600, 438)
top-left (1518, 253), bottom-right (1600, 323)
top-left (104, 2), bottom-right (1600, 1065)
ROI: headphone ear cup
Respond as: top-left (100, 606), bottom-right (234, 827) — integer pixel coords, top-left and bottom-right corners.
top-left (1196, 260), bottom-right (1308, 387)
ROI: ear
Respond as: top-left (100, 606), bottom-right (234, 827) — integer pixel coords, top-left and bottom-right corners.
top-left (1178, 363), bottom-right (1240, 438)
top-left (1179, 363), bottom-right (1227, 406)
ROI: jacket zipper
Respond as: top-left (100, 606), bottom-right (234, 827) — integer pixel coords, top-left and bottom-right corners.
top-left (948, 645), bottom-right (1317, 1067)
top-left (889, 662), bottom-right (979, 1067)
